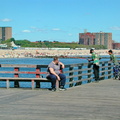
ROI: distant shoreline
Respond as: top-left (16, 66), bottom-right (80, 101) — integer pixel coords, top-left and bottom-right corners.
top-left (0, 49), bottom-right (120, 58)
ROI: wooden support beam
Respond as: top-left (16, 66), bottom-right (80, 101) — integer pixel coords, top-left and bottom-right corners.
top-left (56, 80), bottom-right (59, 91)
top-left (6, 79), bottom-right (9, 89)
top-left (32, 80), bottom-right (34, 90)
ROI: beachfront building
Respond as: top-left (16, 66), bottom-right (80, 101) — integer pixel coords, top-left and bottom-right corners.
top-left (79, 31), bottom-right (112, 49)
top-left (112, 43), bottom-right (120, 49)
top-left (79, 32), bottom-right (96, 45)
top-left (0, 27), bottom-right (12, 41)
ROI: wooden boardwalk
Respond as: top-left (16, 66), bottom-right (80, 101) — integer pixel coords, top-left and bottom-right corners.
top-left (0, 79), bottom-right (120, 120)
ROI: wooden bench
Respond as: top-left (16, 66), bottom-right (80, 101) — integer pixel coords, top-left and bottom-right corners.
top-left (0, 64), bottom-right (51, 89)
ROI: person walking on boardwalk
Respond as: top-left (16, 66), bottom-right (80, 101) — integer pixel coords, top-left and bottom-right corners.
top-left (108, 50), bottom-right (120, 80)
top-left (88, 49), bottom-right (100, 82)
top-left (46, 56), bottom-right (66, 91)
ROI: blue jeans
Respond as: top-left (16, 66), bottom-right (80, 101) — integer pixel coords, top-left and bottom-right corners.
top-left (47, 74), bottom-right (66, 88)
top-left (113, 65), bottom-right (120, 77)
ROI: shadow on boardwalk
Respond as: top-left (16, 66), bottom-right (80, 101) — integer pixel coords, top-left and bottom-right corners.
top-left (0, 79), bottom-right (120, 120)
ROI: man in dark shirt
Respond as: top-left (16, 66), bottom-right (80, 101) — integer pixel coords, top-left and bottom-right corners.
top-left (46, 57), bottom-right (66, 91)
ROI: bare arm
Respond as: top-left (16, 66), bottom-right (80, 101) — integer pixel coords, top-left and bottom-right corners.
top-left (49, 68), bottom-right (60, 80)
top-left (59, 62), bottom-right (65, 69)
top-left (88, 59), bottom-right (93, 62)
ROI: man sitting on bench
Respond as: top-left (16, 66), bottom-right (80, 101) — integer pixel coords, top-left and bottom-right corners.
top-left (46, 57), bottom-right (66, 91)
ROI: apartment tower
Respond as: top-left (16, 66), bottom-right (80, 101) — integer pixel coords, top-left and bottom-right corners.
top-left (79, 31), bottom-right (112, 49)
top-left (0, 27), bottom-right (12, 41)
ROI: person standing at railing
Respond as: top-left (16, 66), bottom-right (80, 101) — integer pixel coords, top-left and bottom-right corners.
top-left (46, 56), bottom-right (66, 91)
top-left (88, 49), bottom-right (100, 82)
top-left (108, 50), bottom-right (119, 65)
top-left (108, 50), bottom-right (120, 80)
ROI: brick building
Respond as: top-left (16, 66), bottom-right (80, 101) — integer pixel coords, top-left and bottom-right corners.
top-left (79, 32), bottom-right (95, 45)
top-left (0, 27), bottom-right (12, 41)
top-left (79, 31), bottom-right (112, 49)
top-left (112, 43), bottom-right (120, 49)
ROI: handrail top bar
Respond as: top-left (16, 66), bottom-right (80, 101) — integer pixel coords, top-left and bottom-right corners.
top-left (0, 61), bottom-right (114, 68)
top-left (0, 64), bottom-right (48, 68)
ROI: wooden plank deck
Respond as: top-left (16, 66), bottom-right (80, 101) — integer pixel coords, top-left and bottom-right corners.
top-left (0, 79), bottom-right (120, 120)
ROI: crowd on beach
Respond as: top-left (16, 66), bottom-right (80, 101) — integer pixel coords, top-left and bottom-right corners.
top-left (0, 49), bottom-right (120, 58)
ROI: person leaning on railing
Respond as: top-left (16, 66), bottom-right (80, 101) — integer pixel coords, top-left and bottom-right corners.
top-left (46, 56), bottom-right (66, 91)
top-left (108, 50), bottom-right (120, 80)
top-left (88, 49), bottom-right (101, 83)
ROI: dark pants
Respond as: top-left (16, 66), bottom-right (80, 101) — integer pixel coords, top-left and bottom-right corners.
top-left (113, 65), bottom-right (120, 78)
top-left (93, 64), bottom-right (99, 81)
top-left (47, 74), bottom-right (66, 88)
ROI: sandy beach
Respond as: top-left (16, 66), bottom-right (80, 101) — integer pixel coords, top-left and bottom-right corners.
top-left (0, 49), bottom-right (119, 58)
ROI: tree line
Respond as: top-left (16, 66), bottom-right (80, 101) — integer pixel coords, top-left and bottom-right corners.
top-left (1, 38), bottom-right (107, 49)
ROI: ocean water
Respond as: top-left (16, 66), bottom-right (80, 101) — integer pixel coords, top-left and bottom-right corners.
top-left (0, 56), bottom-right (119, 88)
top-left (0, 57), bottom-right (88, 65)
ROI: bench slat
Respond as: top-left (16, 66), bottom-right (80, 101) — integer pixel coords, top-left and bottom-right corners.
top-left (1, 64), bottom-right (37, 68)
top-left (0, 77), bottom-right (49, 80)
top-left (0, 71), bottom-right (47, 74)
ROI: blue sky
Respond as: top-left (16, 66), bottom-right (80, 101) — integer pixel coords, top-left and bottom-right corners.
top-left (0, 0), bottom-right (120, 42)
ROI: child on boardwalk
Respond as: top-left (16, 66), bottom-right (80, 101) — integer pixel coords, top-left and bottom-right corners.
top-left (108, 50), bottom-right (120, 80)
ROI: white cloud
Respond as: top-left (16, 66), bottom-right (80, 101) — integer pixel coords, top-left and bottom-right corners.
top-left (110, 26), bottom-right (120, 30)
top-left (30, 26), bottom-right (47, 32)
top-left (22, 30), bottom-right (31, 33)
top-left (68, 33), bottom-right (73, 36)
top-left (0, 18), bottom-right (12, 22)
top-left (52, 28), bottom-right (61, 31)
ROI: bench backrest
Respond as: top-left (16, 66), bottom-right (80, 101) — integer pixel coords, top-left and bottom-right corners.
top-left (0, 64), bottom-right (47, 78)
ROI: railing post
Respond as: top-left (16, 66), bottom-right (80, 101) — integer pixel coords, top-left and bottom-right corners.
top-left (56, 80), bottom-right (59, 90)
top-left (101, 62), bottom-right (105, 80)
top-left (108, 62), bottom-right (112, 79)
top-left (36, 67), bottom-right (41, 88)
top-left (69, 66), bottom-right (74, 87)
top-left (32, 79), bottom-right (34, 90)
top-left (87, 62), bottom-right (93, 83)
top-left (6, 79), bottom-right (9, 89)
top-left (75, 65), bottom-right (82, 86)
top-left (14, 67), bottom-right (20, 88)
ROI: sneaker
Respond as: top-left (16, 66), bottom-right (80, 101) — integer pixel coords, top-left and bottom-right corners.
top-left (93, 80), bottom-right (99, 83)
top-left (59, 86), bottom-right (67, 91)
top-left (51, 88), bottom-right (56, 92)
top-left (95, 80), bottom-right (99, 83)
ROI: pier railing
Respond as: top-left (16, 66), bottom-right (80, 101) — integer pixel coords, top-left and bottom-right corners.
top-left (64, 61), bottom-right (113, 88)
top-left (0, 61), bottom-right (114, 89)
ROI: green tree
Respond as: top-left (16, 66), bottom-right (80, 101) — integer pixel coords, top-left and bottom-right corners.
top-left (15, 40), bottom-right (31, 47)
